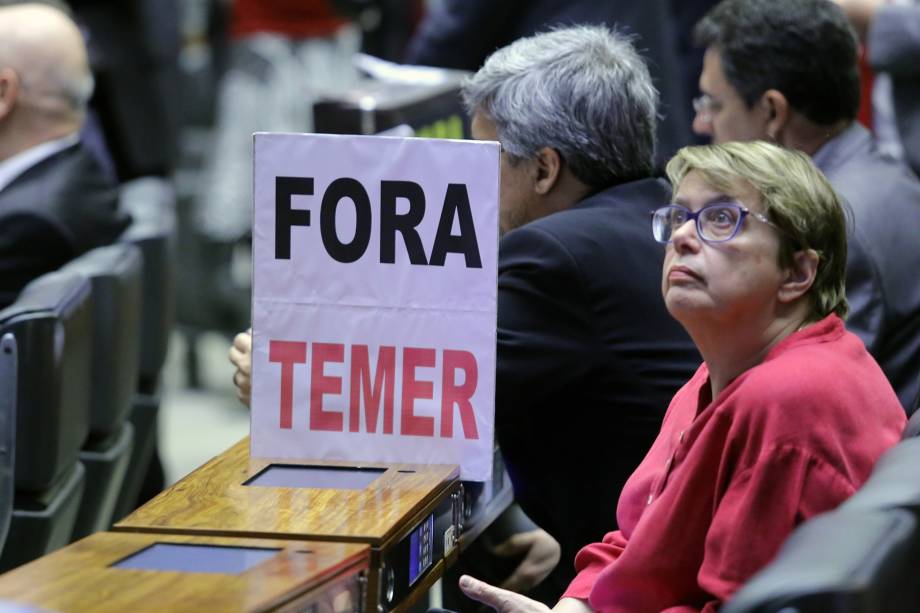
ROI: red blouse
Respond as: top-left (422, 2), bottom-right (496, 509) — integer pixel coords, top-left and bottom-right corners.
top-left (563, 315), bottom-right (906, 612)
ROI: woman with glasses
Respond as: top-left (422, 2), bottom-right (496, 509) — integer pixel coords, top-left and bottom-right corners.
top-left (460, 141), bottom-right (906, 613)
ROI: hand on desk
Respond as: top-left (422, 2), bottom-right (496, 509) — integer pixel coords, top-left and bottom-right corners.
top-left (229, 329), bottom-right (252, 407)
top-left (459, 576), bottom-right (591, 613)
top-left (492, 529), bottom-right (560, 592)
top-left (460, 575), bottom-right (552, 613)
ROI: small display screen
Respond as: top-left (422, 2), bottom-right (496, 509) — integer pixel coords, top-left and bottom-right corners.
top-left (0, 601), bottom-right (51, 612)
top-left (111, 543), bottom-right (280, 575)
top-left (408, 514), bottom-right (434, 585)
top-left (244, 464), bottom-right (385, 489)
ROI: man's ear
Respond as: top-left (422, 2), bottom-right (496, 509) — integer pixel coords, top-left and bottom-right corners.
top-left (762, 89), bottom-right (790, 142)
top-left (0, 68), bottom-right (19, 120)
top-left (533, 146), bottom-right (562, 195)
top-left (778, 248), bottom-right (819, 304)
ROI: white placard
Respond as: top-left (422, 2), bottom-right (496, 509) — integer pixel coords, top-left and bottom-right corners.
top-left (250, 132), bottom-right (499, 481)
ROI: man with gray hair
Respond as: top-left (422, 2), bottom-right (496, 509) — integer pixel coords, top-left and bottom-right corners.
top-left (0, 1), bottom-right (129, 307)
top-left (463, 25), bottom-right (698, 595)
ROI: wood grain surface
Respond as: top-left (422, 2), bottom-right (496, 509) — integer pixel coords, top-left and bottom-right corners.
top-left (0, 532), bottom-right (368, 613)
top-left (115, 438), bottom-right (459, 546)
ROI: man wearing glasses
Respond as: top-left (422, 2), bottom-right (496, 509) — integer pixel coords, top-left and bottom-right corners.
top-left (691, 0), bottom-right (920, 413)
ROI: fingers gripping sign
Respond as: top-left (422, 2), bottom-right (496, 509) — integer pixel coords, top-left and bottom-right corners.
top-left (229, 328), bottom-right (253, 407)
top-left (458, 575), bottom-right (552, 613)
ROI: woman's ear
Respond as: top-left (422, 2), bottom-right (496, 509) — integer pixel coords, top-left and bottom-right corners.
top-left (762, 89), bottom-right (790, 142)
top-left (533, 147), bottom-right (562, 195)
top-left (778, 248), bottom-right (819, 304)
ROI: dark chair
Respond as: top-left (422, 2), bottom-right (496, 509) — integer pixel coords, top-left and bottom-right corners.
top-left (0, 334), bottom-right (16, 555)
top-left (60, 244), bottom-right (143, 537)
top-left (903, 407), bottom-right (920, 439)
top-left (722, 507), bottom-right (920, 613)
top-left (910, 372), bottom-right (920, 420)
top-left (840, 438), bottom-right (920, 515)
top-left (112, 177), bottom-right (177, 521)
top-left (0, 271), bottom-right (92, 570)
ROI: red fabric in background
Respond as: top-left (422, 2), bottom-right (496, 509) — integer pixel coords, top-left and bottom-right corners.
top-left (858, 45), bottom-right (874, 130)
top-left (231, 0), bottom-right (347, 39)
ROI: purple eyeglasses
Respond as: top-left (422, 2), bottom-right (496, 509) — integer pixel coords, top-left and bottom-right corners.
top-left (651, 202), bottom-right (782, 244)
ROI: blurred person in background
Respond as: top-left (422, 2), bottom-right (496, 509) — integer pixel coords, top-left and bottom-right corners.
top-left (835, 0), bottom-right (920, 179)
top-left (195, 0), bottom-right (361, 244)
top-left (0, 1), bottom-right (128, 308)
top-left (68, 0), bottom-right (182, 182)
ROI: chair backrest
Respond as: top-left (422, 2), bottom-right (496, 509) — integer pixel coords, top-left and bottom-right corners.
top-left (60, 244), bottom-right (143, 438)
top-left (723, 507), bottom-right (920, 613)
top-left (903, 408), bottom-right (920, 440)
top-left (0, 271), bottom-right (93, 492)
top-left (841, 438), bottom-right (920, 514)
top-left (0, 334), bottom-right (16, 554)
top-left (118, 177), bottom-right (177, 393)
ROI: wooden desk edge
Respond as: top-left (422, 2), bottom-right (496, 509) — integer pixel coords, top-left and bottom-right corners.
top-left (261, 556), bottom-right (369, 613)
top-left (116, 477), bottom-right (460, 550)
top-left (116, 435), bottom-right (461, 547)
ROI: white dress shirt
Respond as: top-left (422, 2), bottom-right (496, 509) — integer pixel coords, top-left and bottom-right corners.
top-left (0, 133), bottom-right (80, 193)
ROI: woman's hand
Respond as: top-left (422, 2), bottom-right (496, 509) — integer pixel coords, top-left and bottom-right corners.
top-left (459, 576), bottom-right (592, 613)
top-left (459, 575), bottom-right (552, 613)
top-left (229, 329), bottom-right (252, 407)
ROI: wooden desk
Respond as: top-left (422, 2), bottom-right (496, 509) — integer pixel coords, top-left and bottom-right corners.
top-left (0, 532), bottom-right (367, 612)
top-left (115, 438), bottom-right (462, 612)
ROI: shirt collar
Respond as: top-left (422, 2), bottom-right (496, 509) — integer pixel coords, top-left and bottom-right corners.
top-left (0, 133), bottom-right (80, 193)
top-left (811, 122), bottom-right (872, 174)
top-left (763, 314), bottom-right (845, 363)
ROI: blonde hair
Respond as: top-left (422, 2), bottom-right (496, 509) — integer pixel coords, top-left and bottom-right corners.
top-left (665, 141), bottom-right (849, 319)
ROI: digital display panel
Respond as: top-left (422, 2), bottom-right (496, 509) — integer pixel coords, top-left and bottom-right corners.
top-left (244, 464), bottom-right (385, 489)
top-left (112, 543), bottom-right (280, 575)
top-left (408, 514), bottom-right (434, 585)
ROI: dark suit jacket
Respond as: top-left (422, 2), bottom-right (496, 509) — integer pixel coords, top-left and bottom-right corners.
top-left (814, 123), bottom-right (920, 413)
top-left (404, 0), bottom-right (693, 168)
top-left (868, 4), bottom-right (920, 179)
top-left (496, 178), bottom-right (700, 584)
top-left (0, 142), bottom-right (130, 308)
top-left (69, 0), bottom-right (181, 180)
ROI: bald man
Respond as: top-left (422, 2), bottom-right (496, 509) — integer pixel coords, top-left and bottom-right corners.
top-left (0, 2), bottom-right (129, 308)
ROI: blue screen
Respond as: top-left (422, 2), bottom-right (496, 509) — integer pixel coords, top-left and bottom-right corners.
top-left (244, 464), bottom-right (384, 489)
top-left (409, 531), bottom-right (420, 583)
top-left (408, 515), bottom-right (434, 585)
top-left (112, 543), bottom-right (280, 575)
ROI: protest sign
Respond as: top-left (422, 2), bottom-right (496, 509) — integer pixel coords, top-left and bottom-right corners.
top-left (250, 132), bottom-right (499, 480)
